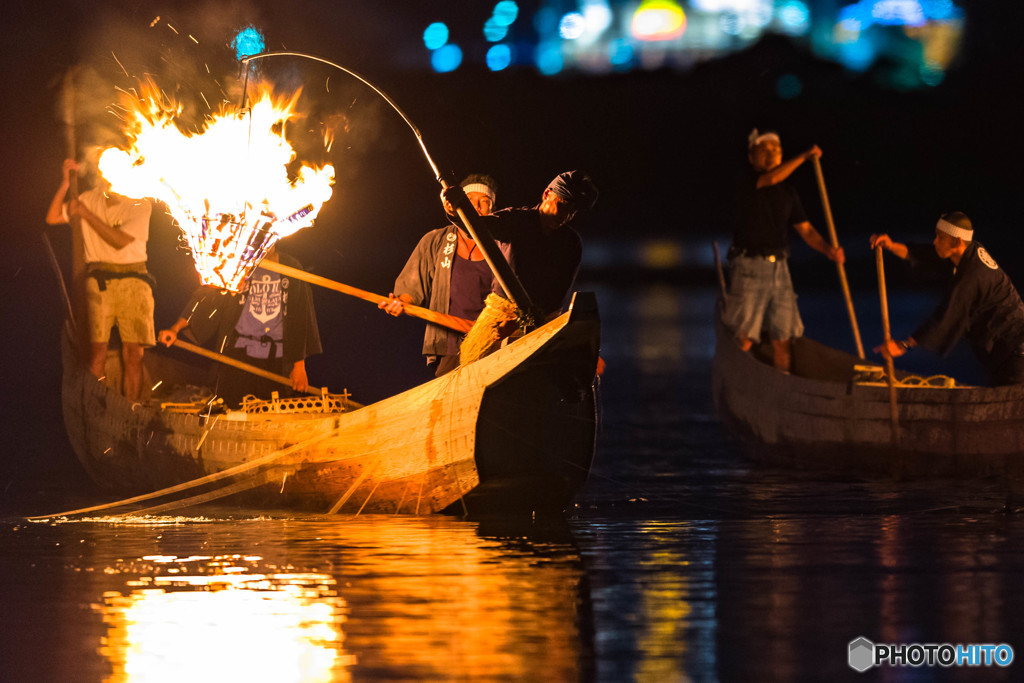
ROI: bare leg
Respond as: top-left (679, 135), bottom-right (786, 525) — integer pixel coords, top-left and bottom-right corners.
top-left (89, 342), bottom-right (108, 378)
top-left (122, 342), bottom-right (145, 401)
top-left (771, 338), bottom-right (792, 373)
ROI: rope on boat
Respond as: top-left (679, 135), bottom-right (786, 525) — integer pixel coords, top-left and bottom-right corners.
top-left (852, 365), bottom-right (963, 389)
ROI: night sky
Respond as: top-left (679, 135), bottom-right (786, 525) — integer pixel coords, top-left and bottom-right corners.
top-left (3, 1), bottom-right (1024, 477)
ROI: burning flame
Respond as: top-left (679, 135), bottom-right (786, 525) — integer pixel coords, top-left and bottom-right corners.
top-left (98, 80), bottom-right (335, 291)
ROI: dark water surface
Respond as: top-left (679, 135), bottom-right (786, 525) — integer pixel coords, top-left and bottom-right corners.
top-left (4, 283), bottom-right (1024, 682)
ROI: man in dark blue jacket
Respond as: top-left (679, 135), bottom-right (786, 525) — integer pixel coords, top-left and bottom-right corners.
top-left (871, 212), bottom-right (1024, 385)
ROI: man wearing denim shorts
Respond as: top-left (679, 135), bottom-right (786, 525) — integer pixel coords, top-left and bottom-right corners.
top-left (723, 130), bottom-right (844, 372)
top-left (46, 159), bottom-right (155, 400)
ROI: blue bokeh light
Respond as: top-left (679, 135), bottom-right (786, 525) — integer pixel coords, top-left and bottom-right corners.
top-left (837, 39), bottom-right (876, 71)
top-left (492, 1), bottom-right (520, 27)
top-left (777, 1), bottom-right (810, 35)
top-left (431, 43), bottom-right (463, 72)
top-left (536, 42), bottom-right (563, 75)
top-left (559, 13), bottom-right (587, 40)
top-left (423, 22), bottom-right (449, 50)
top-left (232, 27), bottom-right (265, 60)
top-left (776, 73), bottom-right (803, 99)
top-left (609, 38), bottom-right (634, 68)
top-left (484, 17), bottom-right (509, 42)
top-left (920, 60), bottom-right (945, 86)
top-left (534, 7), bottom-right (558, 34)
top-left (487, 44), bottom-right (513, 71)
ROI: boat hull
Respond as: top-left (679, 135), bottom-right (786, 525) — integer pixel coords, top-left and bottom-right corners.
top-left (61, 294), bottom-right (600, 514)
top-left (712, 305), bottom-right (1024, 479)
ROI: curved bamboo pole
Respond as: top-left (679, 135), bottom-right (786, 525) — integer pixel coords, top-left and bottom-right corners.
top-left (812, 156), bottom-right (864, 359)
top-left (257, 259), bottom-right (473, 333)
top-left (875, 246), bottom-right (900, 446)
top-left (239, 51), bottom-right (534, 317)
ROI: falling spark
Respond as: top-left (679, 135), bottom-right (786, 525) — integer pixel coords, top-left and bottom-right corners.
top-left (150, 16), bottom-right (160, 28)
top-left (112, 52), bottom-right (129, 78)
top-left (189, 34), bottom-right (198, 44)
top-left (167, 24), bottom-right (179, 35)
top-left (151, 380), bottom-right (163, 391)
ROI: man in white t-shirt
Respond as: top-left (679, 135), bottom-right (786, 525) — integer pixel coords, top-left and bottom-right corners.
top-left (46, 159), bottom-right (155, 400)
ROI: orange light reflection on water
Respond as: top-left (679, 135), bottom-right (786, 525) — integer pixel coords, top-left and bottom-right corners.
top-left (58, 515), bottom-right (589, 681)
top-left (97, 554), bottom-right (352, 683)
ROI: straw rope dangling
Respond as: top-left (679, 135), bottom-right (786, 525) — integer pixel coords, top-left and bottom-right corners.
top-left (459, 293), bottom-right (521, 366)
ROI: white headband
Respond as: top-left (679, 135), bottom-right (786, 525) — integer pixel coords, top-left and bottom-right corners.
top-left (461, 183), bottom-right (495, 201)
top-left (936, 218), bottom-right (973, 242)
top-left (748, 129), bottom-right (780, 149)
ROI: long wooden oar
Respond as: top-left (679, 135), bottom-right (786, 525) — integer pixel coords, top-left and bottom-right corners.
top-left (259, 256), bottom-right (473, 333)
top-left (875, 246), bottom-right (900, 446)
top-left (172, 338), bottom-right (324, 395)
top-left (812, 156), bottom-right (864, 359)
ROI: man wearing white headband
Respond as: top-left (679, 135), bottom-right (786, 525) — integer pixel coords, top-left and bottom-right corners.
top-left (381, 174), bottom-right (500, 377)
top-left (723, 129), bottom-right (843, 372)
top-left (871, 212), bottom-right (1024, 385)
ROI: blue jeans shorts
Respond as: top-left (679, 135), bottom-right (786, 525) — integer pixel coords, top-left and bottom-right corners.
top-left (723, 255), bottom-right (804, 342)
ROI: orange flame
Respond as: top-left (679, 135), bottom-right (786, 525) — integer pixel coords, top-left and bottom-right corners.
top-left (98, 80), bottom-right (335, 291)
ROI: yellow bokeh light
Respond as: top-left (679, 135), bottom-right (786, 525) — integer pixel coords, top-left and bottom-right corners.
top-left (632, 0), bottom-right (687, 41)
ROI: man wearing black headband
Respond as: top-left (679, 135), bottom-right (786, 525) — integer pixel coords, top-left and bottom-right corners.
top-left (444, 170), bottom-right (598, 323)
top-left (381, 174), bottom-right (500, 377)
top-left (871, 212), bottom-right (1024, 385)
top-left (724, 130), bottom-right (843, 373)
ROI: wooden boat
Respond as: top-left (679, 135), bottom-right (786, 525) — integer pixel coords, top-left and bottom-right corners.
top-left (59, 293), bottom-right (600, 516)
top-left (711, 303), bottom-right (1024, 479)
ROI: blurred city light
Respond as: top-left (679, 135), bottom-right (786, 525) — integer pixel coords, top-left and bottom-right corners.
top-left (484, 16), bottom-right (509, 42)
top-left (423, 22), bottom-right (449, 50)
top-left (536, 42), bottom-right (564, 75)
top-left (776, 1), bottom-right (811, 36)
top-left (492, 0), bottom-right (520, 26)
top-left (487, 44), bottom-right (514, 70)
top-left (776, 72), bottom-right (803, 98)
top-left (631, 0), bottom-right (687, 41)
top-left (431, 43), bottom-right (463, 72)
top-left (419, 0), bottom-right (963, 88)
top-left (560, 13), bottom-right (587, 40)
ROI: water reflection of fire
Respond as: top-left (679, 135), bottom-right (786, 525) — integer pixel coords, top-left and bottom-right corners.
top-left (98, 554), bottom-right (353, 683)
top-left (98, 80), bottom-right (335, 291)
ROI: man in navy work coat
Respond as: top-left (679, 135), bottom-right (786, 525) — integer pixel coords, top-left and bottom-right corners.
top-left (871, 211), bottom-right (1024, 386)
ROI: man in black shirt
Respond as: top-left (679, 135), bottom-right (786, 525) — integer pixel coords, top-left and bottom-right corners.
top-left (724, 129), bottom-right (844, 372)
top-left (444, 170), bottom-right (598, 323)
top-left (871, 212), bottom-right (1024, 385)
